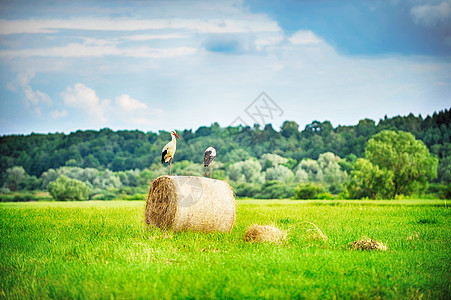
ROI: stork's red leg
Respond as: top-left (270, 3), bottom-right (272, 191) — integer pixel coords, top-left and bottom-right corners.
top-left (210, 163), bottom-right (213, 179)
top-left (205, 166), bottom-right (208, 177)
top-left (169, 157), bottom-right (173, 176)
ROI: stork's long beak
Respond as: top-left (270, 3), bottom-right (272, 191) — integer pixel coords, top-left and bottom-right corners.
top-left (174, 132), bottom-right (181, 140)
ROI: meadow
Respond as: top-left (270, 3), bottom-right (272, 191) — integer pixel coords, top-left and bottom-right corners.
top-left (0, 199), bottom-right (449, 299)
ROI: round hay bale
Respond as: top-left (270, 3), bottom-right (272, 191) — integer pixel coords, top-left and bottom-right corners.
top-left (145, 175), bottom-right (235, 233)
top-left (350, 237), bottom-right (388, 251)
top-left (244, 224), bottom-right (286, 244)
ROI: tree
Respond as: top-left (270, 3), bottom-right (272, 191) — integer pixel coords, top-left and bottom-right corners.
top-left (296, 159), bottom-right (323, 182)
top-left (93, 170), bottom-right (122, 189)
top-left (259, 153), bottom-right (288, 170)
top-left (280, 121), bottom-right (299, 138)
top-left (226, 158), bottom-right (264, 184)
top-left (48, 175), bottom-right (89, 201)
top-left (346, 130), bottom-right (438, 199)
top-left (317, 152), bottom-right (348, 187)
top-left (295, 168), bottom-right (309, 183)
top-left (345, 158), bottom-right (394, 199)
top-left (265, 165), bottom-right (295, 183)
top-left (3, 166), bottom-right (27, 191)
top-left (40, 168), bottom-right (59, 189)
top-left (437, 155), bottom-right (451, 183)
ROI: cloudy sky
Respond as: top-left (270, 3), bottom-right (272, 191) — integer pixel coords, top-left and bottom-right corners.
top-left (0, 0), bottom-right (450, 135)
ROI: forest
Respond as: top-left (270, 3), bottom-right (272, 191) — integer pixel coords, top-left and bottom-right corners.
top-left (0, 108), bottom-right (450, 200)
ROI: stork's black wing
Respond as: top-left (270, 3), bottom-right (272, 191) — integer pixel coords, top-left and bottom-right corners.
top-left (203, 150), bottom-right (216, 167)
top-left (162, 149), bottom-right (168, 164)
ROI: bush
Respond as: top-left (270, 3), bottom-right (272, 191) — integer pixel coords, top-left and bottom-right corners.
top-left (121, 193), bottom-right (145, 200)
top-left (317, 192), bottom-right (335, 200)
top-left (233, 182), bottom-right (260, 198)
top-left (48, 175), bottom-right (89, 201)
top-left (254, 181), bottom-right (296, 199)
top-left (439, 184), bottom-right (451, 199)
top-left (0, 193), bottom-right (36, 202)
top-left (293, 183), bottom-right (323, 199)
top-left (91, 192), bottom-right (117, 200)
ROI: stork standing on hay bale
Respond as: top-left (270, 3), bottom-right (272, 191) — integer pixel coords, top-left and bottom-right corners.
top-left (161, 130), bottom-right (181, 176)
top-left (203, 147), bottom-right (216, 179)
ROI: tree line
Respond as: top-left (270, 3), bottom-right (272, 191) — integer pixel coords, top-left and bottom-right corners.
top-left (0, 109), bottom-right (449, 200)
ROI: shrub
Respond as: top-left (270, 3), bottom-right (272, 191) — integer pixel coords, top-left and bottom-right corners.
top-left (233, 183), bottom-right (260, 198)
top-left (91, 192), bottom-right (117, 200)
top-left (48, 175), bottom-right (89, 201)
top-left (121, 193), bottom-right (145, 200)
top-left (0, 193), bottom-right (36, 202)
top-left (293, 183), bottom-right (323, 199)
top-left (317, 192), bottom-right (335, 200)
top-left (439, 184), bottom-right (451, 199)
top-left (254, 181), bottom-right (296, 199)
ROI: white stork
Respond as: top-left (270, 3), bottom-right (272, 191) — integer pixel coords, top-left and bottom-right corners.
top-left (203, 147), bottom-right (216, 179)
top-left (161, 130), bottom-right (181, 176)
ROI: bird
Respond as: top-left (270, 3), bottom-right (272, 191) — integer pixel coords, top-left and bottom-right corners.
top-left (203, 147), bottom-right (216, 179)
top-left (161, 130), bottom-right (181, 176)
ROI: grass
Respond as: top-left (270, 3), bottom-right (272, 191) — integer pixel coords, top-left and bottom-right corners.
top-left (0, 199), bottom-right (450, 299)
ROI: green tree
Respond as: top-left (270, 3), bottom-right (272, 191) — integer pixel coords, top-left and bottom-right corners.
top-left (226, 158), bottom-right (264, 184)
top-left (259, 153), bottom-right (288, 170)
top-left (317, 152), bottom-right (348, 187)
top-left (345, 158), bottom-right (394, 199)
top-left (93, 170), bottom-right (122, 189)
top-left (2, 166), bottom-right (40, 190)
top-left (3, 166), bottom-right (27, 191)
top-left (280, 121), bottom-right (299, 138)
top-left (346, 130), bottom-right (438, 199)
top-left (266, 165), bottom-right (295, 183)
top-left (296, 159), bottom-right (323, 182)
top-left (48, 175), bottom-right (89, 201)
top-left (437, 155), bottom-right (451, 183)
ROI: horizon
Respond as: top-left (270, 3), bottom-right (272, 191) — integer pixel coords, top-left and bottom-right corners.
top-left (0, 108), bottom-right (447, 137)
top-left (1, 0), bottom-right (450, 136)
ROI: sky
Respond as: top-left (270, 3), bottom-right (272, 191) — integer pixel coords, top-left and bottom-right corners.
top-left (0, 0), bottom-right (450, 135)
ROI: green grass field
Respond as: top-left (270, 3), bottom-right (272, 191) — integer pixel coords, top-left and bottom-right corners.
top-left (1, 199), bottom-right (449, 299)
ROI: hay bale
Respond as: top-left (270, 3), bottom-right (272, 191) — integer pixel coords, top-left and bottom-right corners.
top-left (350, 237), bottom-right (388, 251)
top-left (244, 224), bottom-right (286, 244)
top-left (145, 175), bottom-right (235, 233)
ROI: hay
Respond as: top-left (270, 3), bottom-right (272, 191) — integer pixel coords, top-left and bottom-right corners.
top-left (350, 237), bottom-right (388, 251)
top-left (244, 224), bottom-right (287, 244)
top-left (145, 175), bottom-right (235, 233)
top-left (407, 233), bottom-right (420, 241)
top-left (300, 221), bottom-right (328, 241)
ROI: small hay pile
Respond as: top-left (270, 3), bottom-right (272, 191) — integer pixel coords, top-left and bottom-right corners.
top-left (300, 221), bottom-right (328, 241)
top-left (350, 237), bottom-right (388, 251)
top-left (145, 175), bottom-right (235, 233)
top-left (244, 224), bottom-right (287, 244)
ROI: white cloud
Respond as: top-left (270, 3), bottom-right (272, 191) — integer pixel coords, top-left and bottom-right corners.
top-left (14, 72), bottom-right (51, 112)
top-left (116, 94), bottom-right (147, 111)
top-left (51, 109), bottom-right (68, 119)
top-left (62, 83), bottom-right (110, 122)
top-left (59, 84), bottom-right (165, 128)
top-left (125, 34), bottom-right (188, 41)
top-left (0, 43), bottom-right (197, 58)
top-left (411, 1), bottom-right (451, 26)
top-left (0, 18), bottom-right (280, 35)
top-left (289, 30), bottom-right (322, 45)
top-left (254, 34), bottom-right (284, 51)
top-left (112, 94), bottom-right (164, 128)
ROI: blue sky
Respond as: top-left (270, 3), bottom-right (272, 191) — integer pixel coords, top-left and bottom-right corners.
top-left (0, 0), bottom-right (450, 135)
